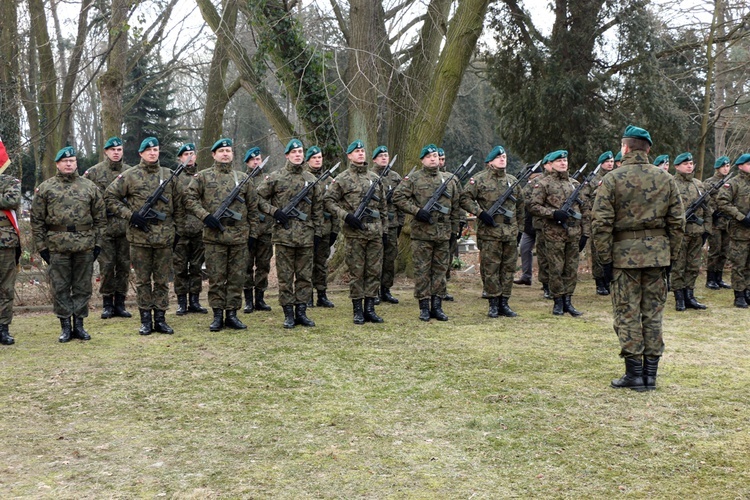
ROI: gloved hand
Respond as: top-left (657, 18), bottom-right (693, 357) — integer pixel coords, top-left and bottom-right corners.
top-left (449, 233), bottom-right (457, 248)
top-left (578, 235), bottom-right (589, 252)
top-left (415, 208), bottom-right (433, 224)
top-left (130, 212), bottom-right (150, 232)
top-left (517, 232), bottom-right (523, 244)
top-left (382, 233), bottom-right (388, 249)
top-left (40, 248), bottom-right (51, 264)
top-left (93, 246), bottom-right (101, 259)
top-left (329, 232), bottom-right (338, 248)
top-left (741, 213), bottom-right (750, 228)
top-left (553, 210), bottom-right (569, 223)
top-left (602, 262), bottom-right (614, 284)
top-left (172, 235), bottom-right (180, 250)
top-left (478, 211), bottom-right (497, 227)
top-left (314, 235), bottom-right (322, 251)
top-left (702, 232), bottom-right (710, 245)
top-left (274, 209), bottom-right (289, 226)
top-left (248, 236), bottom-right (257, 252)
top-left (345, 213), bottom-right (365, 230)
top-left (397, 225), bottom-right (403, 238)
top-left (203, 214), bottom-right (223, 231)
top-left (15, 246), bottom-right (21, 265)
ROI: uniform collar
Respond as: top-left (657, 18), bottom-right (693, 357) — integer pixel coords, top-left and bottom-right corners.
top-left (488, 167), bottom-right (507, 179)
top-left (676, 171), bottom-right (694, 181)
top-left (423, 166), bottom-right (439, 177)
top-left (139, 160), bottom-right (161, 173)
top-left (56, 170), bottom-right (79, 182)
top-left (107, 158), bottom-right (123, 170)
top-left (622, 150), bottom-right (650, 165)
top-left (552, 170), bottom-right (569, 180)
top-left (349, 162), bottom-right (369, 174)
top-left (214, 162), bottom-right (233, 173)
top-left (285, 161), bottom-right (304, 174)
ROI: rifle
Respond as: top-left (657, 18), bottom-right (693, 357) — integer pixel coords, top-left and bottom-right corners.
top-left (458, 163), bottom-right (477, 185)
top-left (480, 160), bottom-right (542, 225)
top-left (354, 155), bottom-right (397, 221)
top-left (386, 165), bottom-right (418, 204)
top-left (277, 162), bottom-right (340, 228)
top-left (421, 155), bottom-right (472, 222)
top-left (557, 164), bottom-right (602, 230)
top-left (211, 157), bottom-right (269, 232)
top-left (134, 162), bottom-right (187, 232)
top-left (570, 163), bottom-right (588, 181)
top-left (685, 172), bottom-right (734, 225)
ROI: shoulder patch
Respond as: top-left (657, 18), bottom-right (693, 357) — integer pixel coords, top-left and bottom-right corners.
top-left (724, 183), bottom-right (731, 188)
top-left (469, 178), bottom-right (475, 184)
top-left (265, 175), bottom-right (270, 180)
top-left (35, 187), bottom-right (40, 193)
top-left (598, 180), bottom-right (603, 186)
top-left (533, 183), bottom-right (540, 188)
top-left (83, 169), bottom-right (90, 177)
top-left (193, 173), bottom-right (199, 177)
top-left (116, 174), bottom-right (123, 179)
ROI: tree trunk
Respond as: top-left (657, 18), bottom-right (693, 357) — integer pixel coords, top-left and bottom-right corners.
top-left (346, 0), bottom-right (379, 147)
top-left (98, 0), bottom-right (130, 150)
top-left (697, 0), bottom-right (723, 179)
top-left (712, 0), bottom-right (728, 162)
top-left (0, 0), bottom-right (21, 177)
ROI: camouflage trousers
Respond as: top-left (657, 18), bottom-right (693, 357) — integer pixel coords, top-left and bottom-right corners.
top-left (671, 233), bottom-right (702, 290)
top-left (545, 236), bottom-right (579, 298)
top-left (447, 236), bottom-right (458, 280)
top-left (346, 235), bottom-right (383, 299)
top-left (589, 239), bottom-right (605, 279)
top-left (0, 248), bottom-right (17, 324)
top-left (611, 267), bottom-right (667, 359)
top-left (275, 244), bottom-right (313, 306)
top-left (312, 231), bottom-right (331, 291)
top-left (728, 238), bottom-right (750, 291)
top-left (412, 239), bottom-right (449, 300)
top-left (707, 227), bottom-right (730, 273)
top-left (48, 251), bottom-right (95, 318)
top-left (537, 230), bottom-right (549, 284)
top-left (205, 242), bottom-right (247, 310)
top-left (130, 245), bottom-right (172, 310)
top-left (479, 237), bottom-right (517, 298)
top-left (381, 225), bottom-right (399, 289)
top-left (173, 234), bottom-right (204, 295)
top-left (245, 233), bottom-right (272, 291)
top-left (97, 233), bottom-right (130, 296)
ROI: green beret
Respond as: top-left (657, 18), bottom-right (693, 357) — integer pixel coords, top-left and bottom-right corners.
top-left (613, 151), bottom-right (622, 162)
top-left (103, 137), bottom-right (122, 150)
top-left (346, 140), bottom-right (365, 154)
top-left (243, 147), bottom-right (261, 163)
top-left (177, 143), bottom-right (195, 156)
top-left (734, 154), bottom-right (750, 166)
top-left (54, 146), bottom-right (76, 162)
top-left (139, 137), bottom-right (159, 153)
top-left (372, 145), bottom-right (388, 159)
top-left (285, 139), bottom-right (303, 154)
top-left (597, 151), bottom-right (614, 164)
top-left (546, 150), bottom-right (568, 162)
top-left (622, 124), bottom-right (653, 146)
top-left (420, 144), bottom-right (438, 159)
top-left (542, 154), bottom-right (550, 165)
top-left (485, 145), bottom-right (506, 163)
top-left (305, 146), bottom-right (321, 162)
top-left (653, 155), bottom-right (669, 167)
top-left (211, 138), bottom-right (232, 152)
top-left (674, 152), bottom-right (693, 166)
top-left (437, 148), bottom-right (445, 157)
top-left (714, 156), bottom-right (730, 169)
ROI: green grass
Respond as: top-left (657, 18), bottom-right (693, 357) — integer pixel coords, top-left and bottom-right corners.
top-left (1, 279), bottom-right (748, 498)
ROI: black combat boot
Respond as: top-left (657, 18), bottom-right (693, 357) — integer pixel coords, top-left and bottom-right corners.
top-left (352, 299), bottom-right (365, 325)
top-left (138, 309), bottom-right (152, 336)
top-left (72, 316), bottom-right (91, 340)
top-left (430, 296), bottom-right (449, 321)
top-left (563, 295), bottom-right (583, 317)
top-left (595, 278), bottom-right (610, 296)
top-left (114, 292), bottom-right (131, 317)
top-left (542, 282), bottom-right (552, 300)
top-left (552, 297), bottom-right (564, 316)
top-left (745, 289), bottom-right (750, 304)
top-left (643, 356), bottom-right (660, 391)
top-left (175, 294), bottom-right (188, 316)
top-left (153, 310), bottom-right (174, 334)
top-left (705, 271), bottom-right (719, 290)
top-left (282, 305), bottom-right (295, 329)
top-left (307, 296), bottom-right (315, 307)
top-left (373, 295), bottom-right (381, 305)
top-left (380, 286), bottom-right (399, 304)
top-left (243, 289), bottom-right (254, 313)
top-left (487, 297), bottom-right (499, 318)
top-left (224, 310), bottom-right (247, 330)
top-left (295, 304), bottom-right (315, 327)
top-left (717, 271), bottom-right (731, 289)
top-left (210, 308), bottom-right (224, 331)
top-left (363, 297), bottom-right (384, 323)
top-left (255, 289), bottom-right (272, 311)
top-left (499, 296), bottom-right (518, 317)
top-left (734, 290), bottom-right (748, 308)
top-left (418, 299), bottom-right (431, 322)
top-left (0, 324), bottom-right (15, 345)
top-left (685, 288), bottom-right (707, 310)
top-left (58, 317), bottom-right (72, 343)
top-left (674, 289), bottom-right (686, 311)
top-left (188, 293), bottom-right (207, 314)
top-left (611, 357), bottom-right (647, 392)
top-left (317, 290), bottom-right (335, 308)
top-left (101, 295), bottom-right (115, 319)
top-left (442, 293), bottom-right (454, 302)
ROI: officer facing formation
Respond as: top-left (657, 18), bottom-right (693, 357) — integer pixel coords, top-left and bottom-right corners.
top-left (704, 156), bottom-right (732, 290)
top-left (242, 147), bottom-right (273, 314)
top-left (32, 147), bottom-right (107, 342)
top-left (325, 140), bottom-right (387, 325)
top-left (371, 145), bottom-right (403, 305)
top-left (0, 163), bottom-right (21, 345)
top-left (83, 136), bottom-right (132, 319)
top-left (106, 137), bottom-right (185, 336)
top-left (460, 145), bottom-right (524, 318)
top-left (307, 146), bottom-right (338, 308)
top-left (584, 151), bottom-right (615, 296)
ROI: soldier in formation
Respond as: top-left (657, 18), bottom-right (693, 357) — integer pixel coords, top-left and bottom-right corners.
top-left (307, 146), bottom-right (338, 308)
top-left (704, 156), bottom-right (732, 290)
top-left (584, 150), bottom-right (615, 296)
top-left (533, 156), bottom-right (554, 300)
top-left (242, 147), bottom-right (273, 314)
top-left (371, 145), bottom-right (403, 304)
top-left (653, 155), bottom-right (670, 173)
top-left (0, 162), bottom-right (21, 345)
top-left (514, 167), bottom-right (542, 287)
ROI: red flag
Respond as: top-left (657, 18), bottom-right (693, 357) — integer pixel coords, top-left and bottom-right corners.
top-left (0, 137), bottom-right (10, 174)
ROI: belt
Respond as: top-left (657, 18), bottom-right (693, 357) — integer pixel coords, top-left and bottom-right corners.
top-left (0, 220), bottom-right (12, 227)
top-left (613, 228), bottom-right (666, 242)
top-left (47, 224), bottom-right (93, 232)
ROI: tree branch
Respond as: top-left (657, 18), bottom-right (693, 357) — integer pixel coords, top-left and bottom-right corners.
top-left (328, 0), bottom-right (350, 45)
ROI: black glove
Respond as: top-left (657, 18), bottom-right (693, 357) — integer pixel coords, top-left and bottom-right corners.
top-left (345, 213), bottom-right (365, 230)
top-left (397, 225), bottom-right (403, 238)
top-left (40, 248), bottom-right (51, 264)
top-left (93, 246), bottom-right (101, 259)
top-left (172, 234), bottom-right (181, 250)
top-left (15, 246), bottom-right (22, 265)
top-left (449, 233), bottom-right (457, 248)
top-left (329, 232), bottom-right (338, 247)
top-left (578, 235), bottom-right (589, 252)
top-left (701, 232), bottom-right (710, 245)
top-left (415, 208), bottom-right (433, 224)
top-left (130, 212), bottom-right (150, 232)
top-left (274, 208), bottom-right (289, 226)
top-left (602, 262), bottom-right (614, 284)
top-left (478, 211), bottom-right (497, 227)
top-left (553, 210), bottom-right (569, 223)
top-left (248, 236), bottom-right (257, 252)
top-left (314, 235), bottom-right (322, 251)
top-left (517, 232), bottom-right (523, 245)
top-left (741, 213), bottom-right (750, 228)
top-left (203, 214), bottom-right (223, 230)
top-left (382, 233), bottom-right (388, 248)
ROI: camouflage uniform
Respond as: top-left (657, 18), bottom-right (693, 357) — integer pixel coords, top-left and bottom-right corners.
top-left (671, 172), bottom-right (711, 291)
top-left (373, 164), bottom-right (404, 293)
top-left (310, 165), bottom-right (340, 294)
top-left (31, 171), bottom-right (106, 318)
top-left (0, 175), bottom-right (21, 333)
top-left (583, 168), bottom-right (608, 280)
top-left (530, 171), bottom-right (550, 294)
top-left (244, 171), bottom-right (274, 305)
top-left (704, 171), bottom-right (731, 278)
top-left (716, 171), bottom-right (750, 293)
top-left (173, 163), bottom-right (205, 298)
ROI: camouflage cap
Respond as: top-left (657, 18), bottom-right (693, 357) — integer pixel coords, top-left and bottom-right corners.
top-left (714, 156), bottom-right (730, 169)
top-left (420, 144), bottom-right (438, 159)
top-left (614, 151), bottom-right (622, 162)
top-left (346, 140), bottom-right (365, 154)
top-left (305, 146), bottom-right (321, 162)
top-left (285, 138), bottom-right (303, 154)
top-left (546, 150), bottom-right (568, 162)
top-left (177, 143), bottom-right (196, 156)
top-left (653, 155), bottom-right (669, 167)
top-left (103, 137), bottom-right (122, 150)
top-left (54, 146), bottom-right (76, 162)
top-left (484, 145), bottom-right (506, 163)
top-left (622, 124), bottom-right (653, 146)
top-left (734, 154), bottom-right (750, 166)
top-left (597, 151), bottom-right (614, 164)
top-left (139, 137), bottom-right (159, 152)
top-left (211, 138), bottom-right (232, 152)
top-left (244, 147), bottom-right (261, 163)
top-left (674, 152), bottom-right (693, 166)
top-left (437, 148), bottom-right (445, 157)
top-left (372, 145), bottom-right (388, 159)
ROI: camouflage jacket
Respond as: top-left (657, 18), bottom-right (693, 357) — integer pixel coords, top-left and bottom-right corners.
top-left (257, 161), bottom-right (323, 247)
top-left (460, 168), bottom-right (524, 241)
top-left (528, 170), bottom-right (589, 241)
top-left (0, 174), bottom-right (21, 249)
top-left (83, 158), bottom-right (131, 238)
top-left (309, 165), bottom-right (340, 236)
top-left (529, 170), bottom-right (548, 230)
top-left (105, 160), bottom-right (184, 249)
top-left (325, 162), bottom-right (386, 241)
top-left (185, 162), bottom-right (259, 245)
top-left (31, 171), bottom-right (106, 253)
top-left (581, 167), bottom-right (611, 234)
top-left (243, 169), bottom-right (273, 237)
top-left (674, 171), bottom-right (711, 235)
top-left (591, 150), bottom-right (685, 268)
top-left (716, 170), bottom-right (750, 241)
top-left (392, 166), bottom-right (460, 241)
top-left (371, 164), bottom-right (405, 228)
top-left (704, 172), bottom-right (730, 231)
top-left (175, 164), bottom-right (205, 237)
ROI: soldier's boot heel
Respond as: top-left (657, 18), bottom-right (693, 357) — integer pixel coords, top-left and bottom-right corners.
top-left (114, 293), bottom-right (132, 318)
top-left (487, 297), bottom-right (499, 318)
top-left (381, 286), bottom-right (399, 304)
top-left (0, 324), bottom-right (14, 345)
top-left (210, 308), bottom-right (224, 331)
top-left (542, 283), bottom-right (552, 300)
top-left (685, 288), bottom-right (707, 310)
top-left (255, 289), bottom-right (272, 311)
top-left (363, 298), bottom-right (384, 323)
top-left (674, 289), bottom-right (686, 311)
top-left (733, 291), bottom-right (748, 308)
top-left (352, 299), bottom-right (365, 325)
top-left (611, 357), bottom-right (647, 392)
top-left (224, 310), bottom-right (247, 330)
top-left (317, 290), bottom-right (335, 308)
top-left (418, 299), bottom-right (431, 322)
top-left (188, 293), bottom-right (208, 314)
top-left (101, 295), bottom-right (115, 319)
top-left (295, 304), bottom-right (315, 327)
top-left (643, 356), bottom-right (659, 391)
top-left (705, 271), bottom-right (720, 290)
top-left (58, 317), bottom-right (73, 343)
top-left (552, 297), bottom-right (565, 316)
top-left (138, 309), bottom-right (152, 336)
top-left (430, 296), bottom-right (449, 321)
top-left (282, 305), bottom-right (295, 329)
top-left (153, 310), bottom-right (174, 334)
top-left (175, 294), bottom-right (188, 316)
top-left (499, 296), bottom-right (518, 317)
top-left (717, 271), bottom-right (731, 289)
top-left (243, 289), bottom-right (254, 314)
top-left (595, 278), bottom-right (610, 296)
top-left (72, 316), bottom-right (91, 340)
top-left (563, 295), bottom-right (583, 317)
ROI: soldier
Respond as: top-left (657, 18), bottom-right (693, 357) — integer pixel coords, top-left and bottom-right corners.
top-left (0, 160), bottom-right (21, 345)
top-left (393, 144), bottom-right (460, 321)
top-left (307, 146), bottom-right (338, 308)
top-left (528, 150), bottom-right (589, 316)
top-left (325, 140), bottom-right (387, 324)
top-left (257, 139), bottom-right (323, 329)
top-left (83, 136), bottom-right (132, 319)
top-left (653, 155), bottom-right (670, 173)
top-left (534, 155), bottom-right (554, 299)
top-left (704, 156), bottom-right (732, 290)
top-left (613, 151), bottom-right (622, 169)
top-left (106, 137), bottom-right (185, 335)
top-left (670, 152), bottom-right (711, 311)
top-left (242, 147), bottom-right (273, 314)
top-left (514, 167), bottom-right (543, 287)
top-left (371, 145), bottom-right (403, 304)
top-left (31, 146), bottom-right (106, 342)
top-left (716, 153), bottom-right (750, 308)
top-left (185, 138), bottom-right (258, 331)
top-left (584, 151), bottom-right (615, 296)
top-left (592, 125), bottom-right (684, 391)
top-left (460, 145), bottom-right (524, 318)
top-left (438, 147), bottom-right (460, 301)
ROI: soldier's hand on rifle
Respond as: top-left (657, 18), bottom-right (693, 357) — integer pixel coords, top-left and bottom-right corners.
top-left (39, 248), bottom-right (51, 265)
top-left (203, 214), bottom-right (222, 231)
top-left (345, 213), bottom-right (365, 230)
top-left (553, 210), bottom-right (569, 223)
top-left (274, 209), bottom-right (289, 226)
top-left (93, 246), bottom-right (101, 260)
top-left (602, 262), bottom-right (614, 284)
top-left (130, 212), bottom-right (150, 232)
top-left (415, 209), bottom-right (433, 224)
top-left (477, 211), bottom-right (496, 227)
top-left (329, 232), bottom-right (338, 248)
top-left (578, 235), bottom-right (588, 252)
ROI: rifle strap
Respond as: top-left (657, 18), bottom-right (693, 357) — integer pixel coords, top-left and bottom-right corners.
top-left (233, 170), bottom-right (239, 187)
top-left (159, 167), bottom-right (164, 186)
